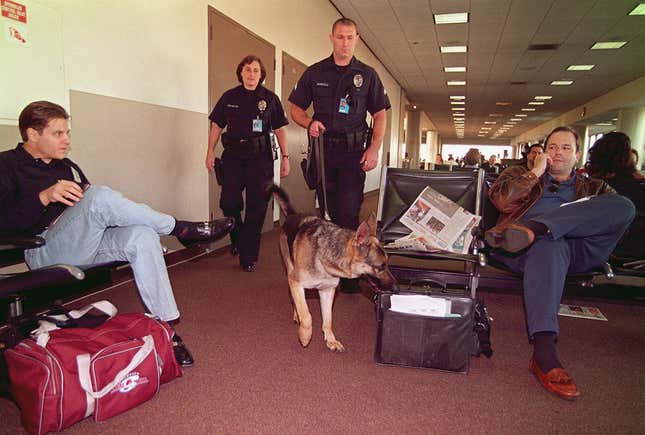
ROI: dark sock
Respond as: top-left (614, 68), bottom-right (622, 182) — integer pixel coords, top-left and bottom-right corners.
top-left (533, 331), bottom-right (562, 372)
top-left (524, 220), bottom-right (550, 237)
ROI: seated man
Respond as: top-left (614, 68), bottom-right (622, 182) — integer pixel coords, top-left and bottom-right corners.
top-left (484, 126), bottom-right (635, 400)
top-left (0, 101), bottom-right (235, 367)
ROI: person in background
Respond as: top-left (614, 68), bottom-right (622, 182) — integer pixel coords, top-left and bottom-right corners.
top-left (524, 143), bottom-right (544, 170)
top-left (434, 153), bottom-right (443, 165)
top-left (462, 148), bottom-right (481, 168)
top-left (205, 55), bottom-right (290, 273)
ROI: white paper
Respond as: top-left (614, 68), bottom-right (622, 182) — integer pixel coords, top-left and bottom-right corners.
top-left (389, 294), bottom-right (453, 317)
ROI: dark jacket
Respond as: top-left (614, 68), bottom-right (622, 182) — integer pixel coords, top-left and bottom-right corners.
top-left (489, 165), bottom-right (615, 230)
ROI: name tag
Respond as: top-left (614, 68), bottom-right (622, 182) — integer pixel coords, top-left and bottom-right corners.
top-left (338, 97), bottom-right (350, 114)
top-left (252, 118), bottom-right (263, 132)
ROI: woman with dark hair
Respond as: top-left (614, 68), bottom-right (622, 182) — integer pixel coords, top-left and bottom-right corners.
top-left (586, 131), bottom-right (644, 180)
top-left (205, 55), bottom-right (290, 272)
top-left (587, 131), bottom-right (644, 260)
top-left (462, 147), bottom-right (481, 168)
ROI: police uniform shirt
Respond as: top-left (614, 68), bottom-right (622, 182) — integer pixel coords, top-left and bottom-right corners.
top-left (209, 85), bottom-right (288, 140)
top-left (288, 55), bottom-right (391, 134)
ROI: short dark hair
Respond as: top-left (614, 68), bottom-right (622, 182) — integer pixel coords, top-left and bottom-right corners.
top-left (19, 101), bottom-right (69, 141)
top-left (528, 143), bottom-right (544, 153)
top-left (236, 55), bottom-right (266, 85)
top-left (544, 126), bottom-right (580, 151)
top-left (463, 148), bottom-right (481, 166)
top-left (332, 18), bottom-right (358, 34)
top-left (587, 131), bottom-right (636, 178)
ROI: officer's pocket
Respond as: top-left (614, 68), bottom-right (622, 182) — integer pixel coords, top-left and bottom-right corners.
top-left (313, 86), bottom-right (334, 115)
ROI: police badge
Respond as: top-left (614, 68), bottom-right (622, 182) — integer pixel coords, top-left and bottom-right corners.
top-left (258, 99), bottom-right (267, 112)
top-left (353, 73), bottom-right (363, 88)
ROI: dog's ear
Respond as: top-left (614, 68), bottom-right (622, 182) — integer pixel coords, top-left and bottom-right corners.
top-left (355, 220), bottom-right (371, 245)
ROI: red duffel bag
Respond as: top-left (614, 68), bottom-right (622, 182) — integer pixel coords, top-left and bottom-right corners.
top-left (5, 301), bottom-right (182, 434)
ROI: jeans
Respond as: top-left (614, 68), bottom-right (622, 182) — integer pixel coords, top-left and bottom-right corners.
top-left (24, 185), bottom-right (180, 321)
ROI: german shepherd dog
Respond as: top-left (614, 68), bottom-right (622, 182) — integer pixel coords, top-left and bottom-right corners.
top-left (267, 185), bottom-right (396, 352)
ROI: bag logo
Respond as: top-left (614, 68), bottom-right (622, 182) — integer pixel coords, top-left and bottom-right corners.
top-left (353, 74), bottom-right (363, 88)
top-left (112, 371), bottom-right (149, 394)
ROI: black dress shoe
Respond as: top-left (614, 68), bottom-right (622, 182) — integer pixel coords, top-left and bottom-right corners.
top-left (172, 334), bottom-right (194, 367)
top-left (176, 217), bottom-right (235, 248)
top-left (242, 262), bottom-right (256, 272)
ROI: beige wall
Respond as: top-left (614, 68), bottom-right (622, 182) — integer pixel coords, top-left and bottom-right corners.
top-left (0, 125), bottom-right (19, 152)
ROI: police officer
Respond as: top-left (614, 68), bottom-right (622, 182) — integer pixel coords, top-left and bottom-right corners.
top-left (289, 17), bottom-right (390, 291)
top-left (205, 55), bottom-right (290, 272)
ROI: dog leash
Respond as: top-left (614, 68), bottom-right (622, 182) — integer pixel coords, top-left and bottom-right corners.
top-left (314, 134), bottom-right (331, 221)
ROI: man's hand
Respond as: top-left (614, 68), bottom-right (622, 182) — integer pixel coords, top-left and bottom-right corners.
top-left (531, 152), bottom-right (550, 178)
top-left (205, 149), bottom-right (215, 172)
top-left (39, 180), bottom-right (84, 207)
top-left (360, 146), bottom-right (379, 172)
top-left (308, 120), bottom-right (326, 138)
top-left (280, 157), bottom-right (290, 178)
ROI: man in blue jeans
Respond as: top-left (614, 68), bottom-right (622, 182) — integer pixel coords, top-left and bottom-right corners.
top-left (0, 101), bottom-right (235, 367)
top-left (485, 126), bottom-right (635, 400)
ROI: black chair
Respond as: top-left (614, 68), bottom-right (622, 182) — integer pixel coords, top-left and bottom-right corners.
top-left (377, 167), bottom-right (486, 297)
top-left (432, 164), bottom-right (453, 171)
top-left (0, 234), bottom-right (86, 348)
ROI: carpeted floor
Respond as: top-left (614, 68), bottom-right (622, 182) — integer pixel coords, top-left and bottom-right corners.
top-left (1, 194), bottom-right (644, 434)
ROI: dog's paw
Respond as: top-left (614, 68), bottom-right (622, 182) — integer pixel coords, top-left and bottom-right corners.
top-left (325, 339), bottom-right (345, 352)
top-left (298, 326), bottom-right (312, 347)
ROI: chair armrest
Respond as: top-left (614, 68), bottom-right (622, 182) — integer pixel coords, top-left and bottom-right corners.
top-left (0, 264), bottom-right (84, 299)
top-left (0, 233), bottom-right (45, 250)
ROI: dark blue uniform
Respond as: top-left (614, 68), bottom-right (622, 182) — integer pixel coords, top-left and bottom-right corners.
top-left (289, 55), bottom-right (390, 230)
top-left (209, 85), bottom-right (288, 267)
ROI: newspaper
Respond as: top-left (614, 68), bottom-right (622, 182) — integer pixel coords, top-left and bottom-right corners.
top-left (386, 186), bottom-right (480, 254)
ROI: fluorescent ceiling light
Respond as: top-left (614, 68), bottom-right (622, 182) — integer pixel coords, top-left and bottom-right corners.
top-left (515, 114), bottom-right (528, 117)
top-left (567, 64), bottom-right (595, 71)
top-left (496, 102), bottom-right (511, 106)
top-left (450, 101), bottom-right (465, 105)
top-left (551, 80), bottom-right (573, 85)
top-left (595, 122), bottom-right (613, 126)
top-left (489, 113), bottom-right (503, 117)
top-left (477, 134), bottom-right (485, 137)
top-left (447, 80), bottom-right (466, 86)
top-left (450, 95), bottom-right (466, 100)
top-left (521, 108), bottom-right (536, 111)
top-left (528, 101), bottom-right (544, 105)
top-left (444, 66), bottom-right (466, 72)
top-left (434, 13), bottom-right (469, 24)
top-left (629, 4), bottom-right (645, 15)
top-left (484, 121), bottom-right (496, 124)
top-left (591, 41), bottom-right (627, 50)
top-left (451, 107), bottom-right (465, 111)
top-left (510, 118), bottom-right (522, 121)
top-left (533, 96), bottom-right (552, 100)
top-left (441, 45), bottom-right (468, 53)
top-left (480, 127), bottom-right (492, 131)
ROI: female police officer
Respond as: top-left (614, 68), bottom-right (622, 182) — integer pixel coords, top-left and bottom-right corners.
top-left (205, 55), bottom-right (290, 272)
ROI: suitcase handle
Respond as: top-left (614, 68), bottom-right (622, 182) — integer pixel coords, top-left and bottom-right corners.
top-left (76, 335), bottom-right (156, 417)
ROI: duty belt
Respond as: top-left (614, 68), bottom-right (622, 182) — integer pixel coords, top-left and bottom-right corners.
top-left (323, 130), bottom-right (369, 152)
top-left (221, 134), bottom-right (270, 154)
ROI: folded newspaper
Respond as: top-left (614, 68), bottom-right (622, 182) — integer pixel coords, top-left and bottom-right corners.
top-left (386, 186), bottom-right (480, 254)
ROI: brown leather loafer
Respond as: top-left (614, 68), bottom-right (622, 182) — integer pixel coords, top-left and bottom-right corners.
top-left (485, 224), bottom-right (535, 253)
top-left (530, 357), bottom-right (580, 400)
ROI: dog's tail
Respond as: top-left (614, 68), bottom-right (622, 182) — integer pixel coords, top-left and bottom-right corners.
top-left (266, 184), bottom-right (297, 217)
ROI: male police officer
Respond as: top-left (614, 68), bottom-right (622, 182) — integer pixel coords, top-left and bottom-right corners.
top-left (289, 18), bottom-right (390, 291)
top-left (206, 55), bottom-right (289, 272)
